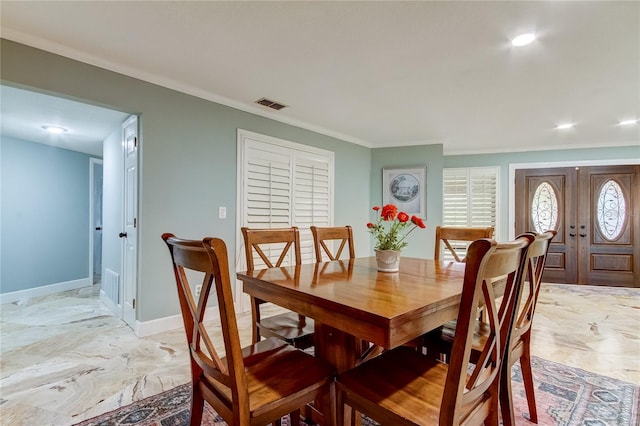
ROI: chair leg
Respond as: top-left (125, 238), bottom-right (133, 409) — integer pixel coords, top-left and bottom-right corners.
top-left (288, 409), bottom-right (301, 425)
top-left (520, 341), bottom-right (538, 423)
top-left (189, 358), bottom-right (206, 426)
top-left (324, 382), bottom-right (337, 426)
top-left (335, 385), bottom-right (346, 426)
top-left (500, 363), bottom-right (515, 426)
top-left (190, 381), bottom-right (205, 426)
top-left (250, 297), bottom-right (261, 344)
top-left (487, 396), bottom-right (500, 426)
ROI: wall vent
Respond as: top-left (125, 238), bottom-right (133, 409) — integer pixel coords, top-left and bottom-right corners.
top-left (103, 268), bottom-right (120, 305)
top-left (255, 97), bottom-right (288, 111)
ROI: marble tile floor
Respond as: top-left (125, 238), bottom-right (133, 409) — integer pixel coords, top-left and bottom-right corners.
top-left (0, 283), bottom-right (638, 426)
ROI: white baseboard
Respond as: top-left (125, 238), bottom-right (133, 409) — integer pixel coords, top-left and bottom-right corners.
top-left (135, 309), bottom-right (219, 338)
top-left (99, 290), bottom-right (122, 318)
top-left (0, 278), bottom-right (92, 305)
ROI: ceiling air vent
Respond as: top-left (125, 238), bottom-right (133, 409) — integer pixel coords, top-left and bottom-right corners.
top-left (255, 97), bottom-right (288, 111)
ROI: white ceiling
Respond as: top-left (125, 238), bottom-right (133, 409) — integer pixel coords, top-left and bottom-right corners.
top-left (1, 1), bottom-right (638, 155)
top-left (0, 85), bottom-right (129, 156)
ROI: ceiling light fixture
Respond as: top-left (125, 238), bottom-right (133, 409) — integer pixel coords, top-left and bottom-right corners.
top-left (511, 33), bottom-right (536, 47)
top-left (42, 125), bottom-right (68, 134)
top-left (556, 123), bottom-right (574, 130)
top-left (618, 119), bottom-right (638, 126)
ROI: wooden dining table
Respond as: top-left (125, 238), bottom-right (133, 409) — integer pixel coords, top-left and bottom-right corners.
top-left (237, 256), bottom-right (467, 424)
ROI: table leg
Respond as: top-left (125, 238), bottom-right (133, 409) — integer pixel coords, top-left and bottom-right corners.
top-left (314, 323), bottom-right (363, 426)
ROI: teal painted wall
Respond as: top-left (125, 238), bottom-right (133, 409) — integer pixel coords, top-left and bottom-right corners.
top-left (445, 146), bottom-right (640, 239)
top-left (371, 144), bottom-right (444, 258)
top-left (2, 39), bottom-right (638, 322)
top-left (0, 39), bottom-right (371, 322)
top-left (1, 136), bottom-right (93, 292)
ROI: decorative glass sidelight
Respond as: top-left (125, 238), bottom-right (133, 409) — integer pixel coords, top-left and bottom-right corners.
top-left (597, 180), bottom-right (626, 240)
top-left (531, 182), bottom-right (558, 233)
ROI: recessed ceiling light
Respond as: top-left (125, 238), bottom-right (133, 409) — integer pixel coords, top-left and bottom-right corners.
top-left (511, 33), bottom-right (536, 47)
top-left (42, 125), bottom-right (67, 134)
top-left (618, 119), bottom-right (638, 126)
top-left (556, 123), bottom-right (574, 130)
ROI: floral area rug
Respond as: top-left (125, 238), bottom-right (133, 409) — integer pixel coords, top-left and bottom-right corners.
top-left (74, 356), bottom-right (639, 426)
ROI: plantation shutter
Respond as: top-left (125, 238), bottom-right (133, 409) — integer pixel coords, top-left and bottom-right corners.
top-left (442, 167), bottom-right (498, 260)
top-left (293, 150), bottom-right (332, 261)
top-left (442, 169), bottom-right (469, 227)
top-left (469, 168), bottom-right (497, 227)
top-left (245, 141), bottom-right (292, 228)
top-left (238, 130), bottom-right (334, 270)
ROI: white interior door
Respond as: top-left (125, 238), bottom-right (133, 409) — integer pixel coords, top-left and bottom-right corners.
top-left (122, 116), bottom-right (138, 327)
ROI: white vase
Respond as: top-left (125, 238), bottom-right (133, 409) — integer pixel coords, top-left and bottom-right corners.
top-left (375, 249), bottom-right (401, 272)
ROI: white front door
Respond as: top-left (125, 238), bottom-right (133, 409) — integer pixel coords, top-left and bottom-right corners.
top-left (122, 116), bottom-right (138, 327)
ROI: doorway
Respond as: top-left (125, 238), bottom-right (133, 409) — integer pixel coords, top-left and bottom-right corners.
top-left (0, 84), bottom-right (136, 327)
top-left (515, 164), bottom-right (639, 286)
top-left (90, 159), bottom-right (103, 284)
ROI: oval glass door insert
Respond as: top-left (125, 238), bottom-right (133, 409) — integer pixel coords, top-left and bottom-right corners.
top-left (531, 182), bottom-right (558, 233)
top-left (597, 179), bottom-right (626, 240)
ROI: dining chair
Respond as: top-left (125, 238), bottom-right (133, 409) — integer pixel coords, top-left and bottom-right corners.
top-left (310, 225), bottom-right (384, 362)
top-left (434, 226), bottom-right (494, 261)
top-left (310, 225), bottom-right (356, 262)
top-left (434, 226), bottom-right (495, 326)
top-left (241, 226), bottom-right (314, 349)
top-left (424, 230), bottom-right (556, 425)
top-left (335, 235), bottom-right (532, 426)
top-left (503, 230), bottom-right (556, 424)
top-left (161, 233), bottom-right (336, 426)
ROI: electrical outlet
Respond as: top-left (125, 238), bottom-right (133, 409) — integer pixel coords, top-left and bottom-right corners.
top-left (195, 284), bottom-right (202, 298)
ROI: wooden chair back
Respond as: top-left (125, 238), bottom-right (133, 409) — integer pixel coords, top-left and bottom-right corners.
top-left (310, 225), bottom-right (355, 262)
top-left (241, 227), bottom-right (302, 270)
top-left (241, 226), bottom-right (310, 346)
top-left (161, 234), bottom-right (248, 422)
top-left (434, 226), bottom-right (494, 262)
top-left (163, 233), bottom-right (335, 425)
top-left (513, 230), bottom-right (557, 342)
top-left (441, 235), bottom-right (532, 425)
top-left (499, 230), bottom-right (557, 425)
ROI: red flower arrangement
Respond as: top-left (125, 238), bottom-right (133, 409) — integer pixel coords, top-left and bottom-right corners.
top-left (367, 204), bottom-right (426, 251)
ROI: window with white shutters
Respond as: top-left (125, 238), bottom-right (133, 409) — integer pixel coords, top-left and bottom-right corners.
top-left (293, 150), bottom-right (332, 260)
top-left (237, 130), bottom-right (334, 269)
top-left (441, 167), bottom-right (498, 260)
top-left (245, 142), bottom-right (292, 229)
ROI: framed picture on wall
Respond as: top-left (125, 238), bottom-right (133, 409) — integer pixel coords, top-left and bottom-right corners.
top-left (382, 167), bottom-right (426, 219)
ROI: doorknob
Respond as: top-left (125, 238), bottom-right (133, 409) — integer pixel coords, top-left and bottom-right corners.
top-left (95, 227), bottom-right (102, 231)
top-left (119, 232), bottom-right (128, 238)
top-left (580, 233), bottom-right (587, 237)
top-left (569, 233), bottom-right (576, 237)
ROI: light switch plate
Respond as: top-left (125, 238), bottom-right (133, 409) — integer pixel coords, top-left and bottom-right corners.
top-left (219, 206), bottom-right (227, 219)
